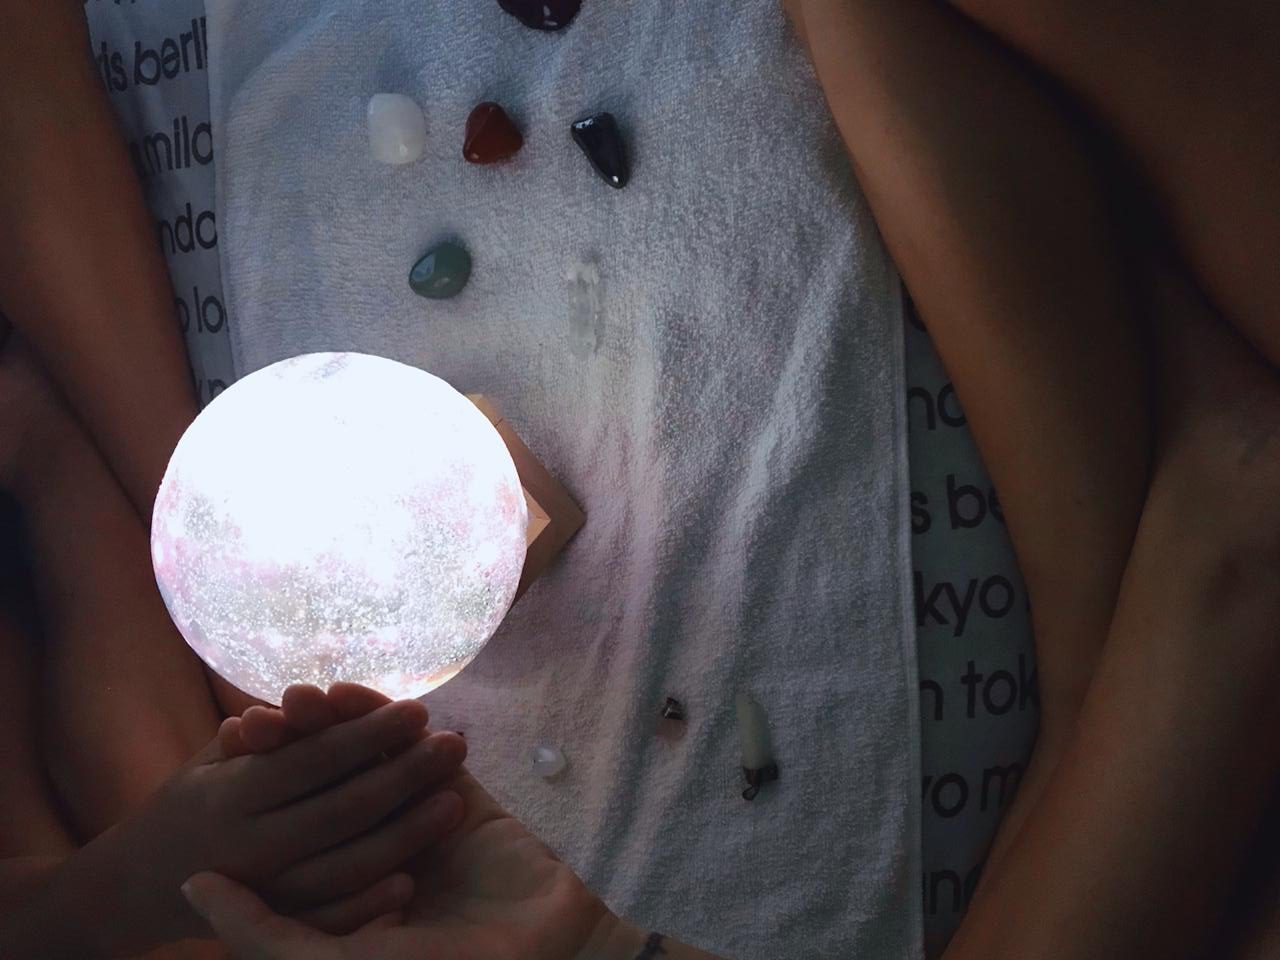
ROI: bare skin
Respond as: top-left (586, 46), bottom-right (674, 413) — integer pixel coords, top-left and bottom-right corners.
top-left (0, 682), bottom-right (469, 959)
top-left (945, 244), bottom-right (1280, 960)
top-left (0, 606), bottom-right (74, 890)
top-left (5, 3), bottom-right (1274, 957)
top-left (0, 336), bottom-right (219, 839)
top-left (791, 1), bottom-right (1280, 955)
top-left (790, 0), bottom-right (1149, 883)
top-left (0, 0), bottom-right (260, 727)
top-left (0, 348), bottom-right (472, 959)
top-left (185, 685), bottom-right (725, 960)
top-left (941, 0), bottom-right (1280, 370)
top-left (0, 0), bottom-right (199, 523)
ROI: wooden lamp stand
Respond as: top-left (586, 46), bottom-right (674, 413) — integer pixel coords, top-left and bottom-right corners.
top-left (468, 395), bottom-right (585, 599)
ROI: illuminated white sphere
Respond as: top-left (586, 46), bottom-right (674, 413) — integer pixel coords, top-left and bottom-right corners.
top-left (151, 352), bottom-right (528, 704)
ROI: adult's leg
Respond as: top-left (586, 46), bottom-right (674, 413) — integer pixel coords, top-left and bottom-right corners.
top-left (0, 0), bottom-right (201, 521)
top-left (0, 598), bottom-right (234, 958)
top-left (0, 366), bottom-right (74, 900)
top-left (0, 603), bottom-right (74, 905)
top-left (0, 615), bottom-right (230, 957)
top-left (794, 0), bottom-right (1148, 869)
top-left (1214, 781), bottom-right (1280, 960)
top-left (945, 240), bottom-right (1280, 959)
top-left (0, 338), bottom-right (221, 841)
top-left (941, 0), bottom-right (1280, 365)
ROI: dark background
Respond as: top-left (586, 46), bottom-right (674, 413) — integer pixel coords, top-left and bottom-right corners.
top-left (0, 492), bottom-right (28, 606)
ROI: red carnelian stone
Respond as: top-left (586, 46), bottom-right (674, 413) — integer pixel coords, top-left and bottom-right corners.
top-left (463, 102), bottom-right (524, 165)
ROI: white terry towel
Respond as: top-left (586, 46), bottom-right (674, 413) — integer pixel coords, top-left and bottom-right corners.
top-left (206, 2), bottom-right (922, 956)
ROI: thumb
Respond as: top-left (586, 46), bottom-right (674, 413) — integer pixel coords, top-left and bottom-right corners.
top-left (181, 872), bottom-right (317, 960)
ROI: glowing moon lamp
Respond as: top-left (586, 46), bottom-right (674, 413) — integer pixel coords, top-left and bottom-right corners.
top-left (150, 352), bottom-right (529, 703)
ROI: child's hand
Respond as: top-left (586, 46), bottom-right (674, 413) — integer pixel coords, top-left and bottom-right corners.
top-left (219, 683), bottom-right (399, 758)
top-left (194, 684), bottom-right (617, 960)
top-left (115, 697), bottom-right (467, 948)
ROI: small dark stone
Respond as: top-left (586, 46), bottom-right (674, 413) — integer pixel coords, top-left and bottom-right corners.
top-left (409, 241), bottom-right (472, 300)
top-left (571, 112), bottom-right (629, 189)
top-left (497, 0), bottom-right (582, 31)
top-left (464, 102), bottom-right (524, 164)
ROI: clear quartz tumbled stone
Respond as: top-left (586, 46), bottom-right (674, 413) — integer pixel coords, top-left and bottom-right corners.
top-left (367, 93), bottom-right (426, 165)
top-left (531, 744), bottom-right (567, 780)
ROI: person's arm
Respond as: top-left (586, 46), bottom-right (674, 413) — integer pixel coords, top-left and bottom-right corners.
top-left (938, 0), bottom-right (1280, 367)
top-left (0, 0), bottom-right (198, 521)
top-left (794, 3), bottom-right (1280, 956)
top-left (945, 247), bottom-right (1280, 959)
top-left (181, 685), bottom-right (733, 960)
top-left (0, 0), bottom-right (259, 716)
top-left (0, 700), bottom-right (466, 959)
top-left (790, 0), bottom-right (1149, 867)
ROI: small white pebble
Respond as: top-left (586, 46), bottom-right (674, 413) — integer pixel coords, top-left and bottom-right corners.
top-left (367, 93), bottom-right (426, 165)
top-left (531, 744), bottom-right (568, 780)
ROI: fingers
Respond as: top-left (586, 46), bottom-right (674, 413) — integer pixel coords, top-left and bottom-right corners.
top-left (266, 789), bottom-right (463, 906)
top-left (237, 685), bottom-right (390, 758)
top-left (240, 682), bottom-right (336, 754)
top-left (326, 683), bottom-right (423, 758)
top-left (326, 683), bottom-right (392, 721)
top-left (217, 716), bottom-right (252, 761)
top-left (266, 731), bottom-right (466, 852)
top-left (237, 685), bottom-right (346, 756)
top-left (359, 910), bottom-right (406, 932)
top-left (186, 722), bottom-right (241, 768)
top-left (182, 871), bottom-right (322, 960)
top-left (236, 699), bottom-right (430, 810)
top-left (280, 685), bottom-right (339, 734)
top-left (239, 706), bottom-right (297, 754)
top-left (291, 872), bottom-right (414, 936)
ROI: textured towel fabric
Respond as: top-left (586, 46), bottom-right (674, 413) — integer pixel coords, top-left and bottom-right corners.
top-left (206, 2), bottom-right (921, 956)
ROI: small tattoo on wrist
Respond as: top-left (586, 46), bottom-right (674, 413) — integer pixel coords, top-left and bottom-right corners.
top-left (636, 932), bottom-right (668, 959)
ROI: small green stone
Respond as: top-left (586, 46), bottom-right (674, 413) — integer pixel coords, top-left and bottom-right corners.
top-left (409, 241), bottom-right (472, 299)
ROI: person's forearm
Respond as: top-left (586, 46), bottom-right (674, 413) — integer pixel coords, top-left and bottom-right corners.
top-left (0, 858), bottom-right (100, 960)
top-left (0, 0), bottom-right (198, 521)
top-left (938, 234), bottom-right (1280, 958)
top-left (795, 0), bottom-right (1147, 727)
top-left (794, 0), bottom-right (1149, 873)
top-left (0, 844), bottom-right (142, 959)
top-left (0, 805), bottom-right (197, 959)
top-left (944, 449), bottom-right (1280, 958)
top-left (795, 2), bottom-right (1280, 956)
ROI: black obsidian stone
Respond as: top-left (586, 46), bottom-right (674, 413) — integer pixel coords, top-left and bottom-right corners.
top-left (571, 112), bottom-right (629, 189)
top-left (497, 0), bottom-right (581, 31)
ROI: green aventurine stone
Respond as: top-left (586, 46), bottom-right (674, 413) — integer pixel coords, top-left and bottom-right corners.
top-left (409, 241), bottom-right (472, 299)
